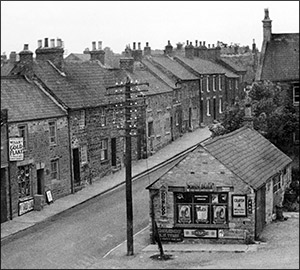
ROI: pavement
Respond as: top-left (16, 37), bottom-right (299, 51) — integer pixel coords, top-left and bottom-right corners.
top-left (1, 126), bottom-right (264, 256)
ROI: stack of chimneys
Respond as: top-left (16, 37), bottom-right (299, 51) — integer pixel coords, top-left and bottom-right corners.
top-left (164, 40), bottom-right (173, 56)
top-left (35, 37), bottom-right (64, 69)
top-left (187, 40), bottom-right (221, 61)
top-left (144, 42), bottom-right (151, 56)
top-left (89, 41), bottom-right (105, 65)
top-left (19, 44), bottom-right (34, 77)
top-left (132, 42), bottom-right (143, 61)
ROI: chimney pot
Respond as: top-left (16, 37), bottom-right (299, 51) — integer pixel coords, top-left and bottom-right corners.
top-left (24, 44), bottom-right (29, 51)
top-left (146, 42), bottom-right (149, 47)
top-left (264, 8), bottom-right (269, 19)
top-left (212, 44), bottom-right (215, 48)
top-left (133, 42), bottom-right (136, 50)
top-left (44, 38), bottom-right (49, 47)
top-left (203, 41), bottom-right (206, 47)
top-left (199, 41), bottom-right (202, 46)
top-left (168, 40), bottom-right (171, 45)
top-left (98, 41), bottom-right (102, 50)
top-left (195, 40), bottom-right (198, 47)
top-left (38, 40), bottom-right (42, 48)
top-left (208, 44), bottom-right (210, 48)
top-left (56, 38), bottom-right (61, 47)
top-left (186, 40), bottom-right (189, 46)
top-left (50, 39), bottom-right (55, 48)
top-left (138, 42), bottom-right (141, 50)
top-left (92, 41), bottom-right (96, 51)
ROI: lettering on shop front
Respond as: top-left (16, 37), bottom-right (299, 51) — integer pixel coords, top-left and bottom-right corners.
top-left (186, 181), bottom-right (215, 191)
top-left (158, 228), bottom-right (183, 242)
top-left (9, 137), bottom-right (24, 161)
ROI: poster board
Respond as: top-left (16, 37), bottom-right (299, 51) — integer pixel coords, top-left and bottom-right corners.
top-left (232, 195), bottom-right (247, 217)
top-left (45, 190), bottom-right (54, 204)
top-left (9, 137), bottom-right (24, 161)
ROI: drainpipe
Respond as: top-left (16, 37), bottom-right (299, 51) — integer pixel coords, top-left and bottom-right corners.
top-left (67, 110), bottom-right (74, 194)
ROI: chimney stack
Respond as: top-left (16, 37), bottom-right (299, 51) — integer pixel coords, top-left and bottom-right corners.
top-left (262, 8), bottom-right (272, 42)
top-left (89, 41), bottom-right (105, 65)
top-left (19, 44), bottom-right (34, 77)
top-left (9, 51), bottom-right (17, 63)
top-left (185, 41), bottom-right (194, 59)
top-left (37, 40), bottom-right (42, 48)
top-left (133, 42), bottom-right (136, 50)
top-left (35, 37), bottom-right (64, 70)
top-left (144, 42), bottom-right (151, 56)
top-left (164, 40), bottom-right (173, 56)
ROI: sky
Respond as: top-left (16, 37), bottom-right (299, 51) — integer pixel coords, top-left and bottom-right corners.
top-left (1, 1), bottom-right (299, 56)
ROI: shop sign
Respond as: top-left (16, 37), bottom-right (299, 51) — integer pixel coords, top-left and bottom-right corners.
top-left (184, 229), bottom-right (217, 238)
top-left (186, 181), bottom-right (216, 192)
top-left (160, 185), bottom-right (167, 216)
top-left (158, 228), bottom-right (183, 242)
top-left (18, 197), bottom-right (34, 216)
top-left (9, 137), bottom-right (24, 161)
top-left (232, 195), bottom-right (247, 217)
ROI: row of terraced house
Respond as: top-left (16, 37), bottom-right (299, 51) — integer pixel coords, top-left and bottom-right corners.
top-left (1, 35), bottom-right (251, 223)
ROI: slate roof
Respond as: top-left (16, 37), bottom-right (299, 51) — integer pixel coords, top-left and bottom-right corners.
top-left (149, 55), bottom-right (198, 81)
top-left (219, 57), bottom-right (247, 73)
top-left (175, 55), bottom-right (239, 78)
top-left (201, 126), bottom-right (292, 190)
top-left (65, 53), bottom-right (90, 62)
top-left (1, 62), bottom-right (15, 76)
top-left (33, 60), bottom-right (116, 109)
top-left (141, 58), bottom-right (178, 89)
top-left (1, 76), bottom-right (66, 122)
top-left (146, 147), bottom-right (240, 190)
top-left (259, 33), bottom-right (299, 82)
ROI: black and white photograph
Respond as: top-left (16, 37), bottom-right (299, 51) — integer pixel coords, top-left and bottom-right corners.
top-left (1, 1), bottom-right (299, 269)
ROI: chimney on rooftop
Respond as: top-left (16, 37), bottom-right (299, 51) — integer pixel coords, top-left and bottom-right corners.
top-left (132, 41), bottom-right (142, 61)
top-left (35, 37), bottom-right (64, 70)
top-left (185, 41), bottom-right (194, 59)
top-left (262, 8), bottom-right (272, 42)
top-left (89, 41), bottom-right (105, 65)
top-left (19, 44), bottom-right (34, 78)
top-left (9, 51), bottom-right (17, 63)
top-left (144, 42), bottom-right (151, 56)
top-left (164, 40), bottom-right (173, 56)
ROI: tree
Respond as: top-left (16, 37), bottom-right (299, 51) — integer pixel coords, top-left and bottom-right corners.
top-left (220, 80), bottom-right (299, 153)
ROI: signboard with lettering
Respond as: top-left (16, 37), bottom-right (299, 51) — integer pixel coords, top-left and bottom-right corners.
top-left (232, 195), bottom-right (247, 217)
top-left (18, 197), bottom-right (34, 216)
top-left (184, 229), bottom-right (217, 238)
top-left (9, 137), bottom-right (24, 161)
top-left (158, 228), bottom-right (183, 242)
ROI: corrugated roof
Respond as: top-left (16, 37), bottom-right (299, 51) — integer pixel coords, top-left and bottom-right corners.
top-left (1, 76), bottom-right (66, 122)
top-left (201, 126), bottom-right (292, 190)
top-left (175, 55), bottom-right (239, 78)
top-left (260, 33), bottom-right (299, 81)
top-left (150, 55), bottom-right (198, 81)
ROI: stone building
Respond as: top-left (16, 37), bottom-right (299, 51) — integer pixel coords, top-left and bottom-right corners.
top-left (256, 8), bottom-right (299, 145)
top-left (146, 126), bottom-right (292, 243)
top-left (1, 75), bottom-right (70, 220)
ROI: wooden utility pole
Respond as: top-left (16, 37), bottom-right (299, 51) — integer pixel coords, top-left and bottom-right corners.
top-left (106, 76), bottom-right (148, 256)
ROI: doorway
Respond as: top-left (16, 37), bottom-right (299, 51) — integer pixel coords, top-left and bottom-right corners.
top-left (73, 148), bottom-right (81, 187)
top-left (1, 168), bottom-right (8, 223)
top-left (37, 169), bottom-right (44, 195)
top-left (188, 107), bottom-right (192, 129)
top-left (111, 138), bottom-right (117, 166)
top-left (213, 98), bottom-right (217, 120)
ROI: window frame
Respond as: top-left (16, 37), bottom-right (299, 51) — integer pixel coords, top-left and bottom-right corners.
top-left (50, 159), bottom-right (59, 180)
top-left (49, 121), bottom-right (57, 145)
top-left (219, 75), bottom-right (222, 91)
top-left (100, 138), bottom-right (108, 161)
top-left (206, 76), bottom-right (210, 92)
top-left (273, 174), bottom-right (281, 193)
top-left (79, 109), bottom-right (85, 129)
top-left (17, 165), bottom-right (31, 199)
top-left (293, 84), bottom-right (299, 105)
top-left (219, 96), bottom-right (223, 114)
top-left (18, 124), bottom-right (28, 150)
top-left (213, 76), bottom-right (216, 91)
top-left (206, 98), bottom-right (211, 116)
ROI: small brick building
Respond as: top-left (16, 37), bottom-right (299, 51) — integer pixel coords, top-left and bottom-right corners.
top-left (146, 126), bottom-right (292, 244)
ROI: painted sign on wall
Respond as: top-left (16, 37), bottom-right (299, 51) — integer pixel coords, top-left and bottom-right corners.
top-left (9, 137), bottom-right (24, 161)
top-left (18, 197), bottom-right (34, 216)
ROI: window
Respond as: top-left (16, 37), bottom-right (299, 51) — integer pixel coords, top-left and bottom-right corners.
top-left (18, 165), bottom-right (31, 198)
top-left (206, 98), bottom-right (211, 116)
top-left (229, 80), bottom-right (232, 90)
top-left (219, 75), bottom-right (222, 91)
top-left (206, 76), bottom-right (210, 92)
top-left (219, 97), bottom-right (223, 113)
top-left (148, 121), bottom-right (154, 137)
top-left (175, 111), bottom-right (180, 126)
top-left (80, 145), bottom-right (88, 164)
top-left (18, 125), bottom-right (27, 150)
top-left (100, 139), bottom-right (108, 161)
top-left (273, 174), bottom-right (281, 193)
top-left (235, 79), bottom-right (238, 90)
top-left (49, 121), bottom-right (57, 145)
top-left (175, 192), bottom-right (228, 225)
top-left (293, 83), bottom-right (299, 105)
top-left (213, 76), bottom-right (216, 91)
top-left (100, 108), bottom-right (106, 127)
top-left (50, 159), bottom-right (59, 180)
top-left (200, 77), bottom-right (203, 93)
top-left (79, 110), bottom-right (85, 129)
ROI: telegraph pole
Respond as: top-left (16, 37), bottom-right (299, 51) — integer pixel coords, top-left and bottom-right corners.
top-left (106, 76), bottom-right (148, 256)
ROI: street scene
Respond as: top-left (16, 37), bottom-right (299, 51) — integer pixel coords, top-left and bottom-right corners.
top-left (1, 1), bottom-right (299, 269)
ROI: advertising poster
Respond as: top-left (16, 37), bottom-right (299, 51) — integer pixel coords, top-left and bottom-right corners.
top-left (213, 205), bottom-right (227, 224)
top-left (9, 137), bottom-right (24, 161)
top-left (195, 205), bottom-right (209, 223)
top-left (178, 204), bottom-right (191, 224)
top-left (232, 195), bottom-right (247, 217)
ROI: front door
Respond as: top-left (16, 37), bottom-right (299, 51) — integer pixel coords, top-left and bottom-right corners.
top-left (188, 107), bottom-right (192, 129)
top-left (213, 98), bottom-right (217, 120)
top-left (111, 138), bottom-right (117, 166)
top-left (73, 148), bottom-right (81, 187)
top-left (1, 168), bottom-right (8, 223)
top-left (37, 169), bottom-right (44, 195)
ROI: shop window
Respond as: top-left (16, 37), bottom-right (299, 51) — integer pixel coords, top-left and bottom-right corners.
top-left (79, 110), bottom-right (85, 129)
top-left (50, 159), bottom-right (59, 180)
top-left (273, 174), bottom-right (281, 193)
top-left (18, 125), bottom-right (27, 150)
top-left (49, 121), bottom-right (57, 145)
top-left (174, 192), bottom-right (228, 226)
top-left (100, 139), bottom-right (108, 161)
top-left (18, 165), bottom-right (31, 198)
